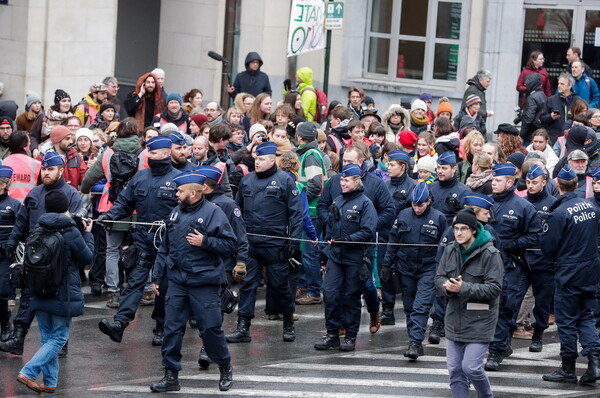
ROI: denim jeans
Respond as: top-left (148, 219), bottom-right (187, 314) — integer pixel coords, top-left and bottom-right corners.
top-left (300, 217), bottom-right (322, 297)
top-left (20, 311), bottom-right (70, 388)
top-left (446, 339), bottom-right (493, 398)
top-left (105, 230), bottom-right (126, 293)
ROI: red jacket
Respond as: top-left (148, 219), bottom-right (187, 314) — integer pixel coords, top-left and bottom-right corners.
top-left (516, 66), bottom-right (551, 108)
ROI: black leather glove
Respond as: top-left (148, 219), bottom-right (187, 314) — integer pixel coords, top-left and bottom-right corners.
top-left (504, 241), bottom-right (519, 254)
top-left (380, 266), bottom-right (391, 284)
top-left (3, 244), bottom-right (16, 263)
top-left (97, 214), bottom-right (113, 231)
top-left (330, 238), bottom-right (348, 247)
top-left (358, 262), bottom-right (371, 282)
top-left (283, 78), bottom-right (292, 92)
top-left (319, 251), bottom-right (328, 269)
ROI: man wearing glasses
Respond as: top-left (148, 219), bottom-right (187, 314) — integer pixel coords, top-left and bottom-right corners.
top-left (205, 102), bottom-right (224, 126)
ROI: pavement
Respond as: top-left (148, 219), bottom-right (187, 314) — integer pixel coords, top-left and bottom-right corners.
top-left (1, 284), bottom-right (600, 398)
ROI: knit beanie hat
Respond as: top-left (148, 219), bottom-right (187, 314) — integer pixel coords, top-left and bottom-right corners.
top-left (166, 93), bottom-right (183, 105)
top-left (506, 152), bottom-right (526, 171)
top-left (297, 122), bottom-right (317, 141)
top-left (411, 99), bottom-right (427, 113)
top-left (417, 156), bottom-right (437, 174)
top-left (398, 130), bottom-right (418, 151)
top-left (465, 95), bottom-right (482, 108)
top-left (436, 99), bottom-right (453, 117)
top-left (26, 91), bottom-right (41, 110)
top-left (191, 114), bottom-right (208, 128)
top-left (50, 125), bottom-right (72, 144)
top-left (53, 89), bottom-right (70, 105)
top-left (317, 129), bottom-right (327, 142)
top-left (249, 123), bottom-right (267, 141)
top-left (45, 190), bottom-right (70, 214)
top-left (100, 102), bottom-right (115, 114)
top-left (75, 128), bottom-right (93, 143)
top-left (453, 208), bottom-right (478, 231)
top-left (160, 123), bottom-right (179, 135)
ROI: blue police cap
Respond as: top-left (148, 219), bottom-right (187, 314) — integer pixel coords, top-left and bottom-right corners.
top-left (169, 131), bottom-right (186, 146)
top-left (147, 136), bottom-right (172, 151)
top-left (526, 164), bottom-right (545, 180)
top-left (388, 150), bottom-right (410, 164)
top-left (0, 165), bottom-right (12, 178)
top-left (464, 193), bottom-right (494, 210)
top-left (492, 163), bottom-right (516, 177)
top-left (437, 152), bottom-right (456, 165)
top-left (41, 152), bottom-right (64, 168)
top-left (195, 165), bottom-right (222, 182)
top-left (173, 171), bottom-right (206, 187)
top-left (341, 164), bottom-right (361, 177)
top-left (557, 165), bottom-right (577, 181)
top-left (411, 182), bottom-right (430, 205)
top-left (256, 142), bottom-right (277, 156)
top-left (591, 167), bottom-right (600, 181)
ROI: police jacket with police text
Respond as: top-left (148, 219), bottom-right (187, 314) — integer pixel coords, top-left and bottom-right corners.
top-left (317, 165), bottom-right (395, 239)
top-left (152, 197), bottom-right (237, 286)
top-left (490, 186), bottom-right (542, 269)
top-left (525, 189), bottom-right (557, 270)
top-left (236, 164), bottom-right (303, 248)
top-left (386, 173), bottom-right (417, 217)
top-left (107, 165), bottom-right (180, 253)
top-left (322, 187), bottom-right (377, 266)
top-left (205, 185), bottom-right (249, 266)
top-left (429, 176), bottom-right (471, 224)
top-left (383, 205), bottom-right (447, 271)
top-left (541, 191), bottom-right (600, 288)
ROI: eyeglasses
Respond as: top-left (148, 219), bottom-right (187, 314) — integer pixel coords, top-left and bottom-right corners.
top-left (453, 226), bottom-right (471, 233)
top-left (0, 127), bottom-right (11, 131)
top-left (67, 125), bottom-right (80, 130)
top-left (205, 108), bottom-right (218, 113)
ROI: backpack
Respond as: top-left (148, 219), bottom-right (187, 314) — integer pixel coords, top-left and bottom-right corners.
top-left (23, 226), bottom-right (71, 297)
top-left (77, 99), bottom-right (90, 127)
top-left (301, 87), bottom-right (328, 123)
top-left (108, 151), bottom-right (140, 203)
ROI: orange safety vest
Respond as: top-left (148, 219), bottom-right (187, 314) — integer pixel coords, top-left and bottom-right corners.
top-left (515, 189), bottom-right (527, 197)
top-left (138, 149), bottom-right (149, 170)
top-left (4, 154), bottom-right (41, 202)
top-left (553, 176), bottom-right (593, 198)
top-left (97, 149), bottom-right (115, 213)
top-left (557, 136), bottom-right (567, 159)
top-left (238, 164), bottom-right (249, 176)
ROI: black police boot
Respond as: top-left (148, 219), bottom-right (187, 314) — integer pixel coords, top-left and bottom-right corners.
top-left (199, 345), bottom-right (211, 370)
top-left (0, 325), bottom-right (27, 355)
top-left (339, 336), bottom-right (356, 352)
top-left (529, 328), bottom-right (544, 352)
top-left (428, 318), bottom-right (443, 344)
top-left (380, 305), bottom-right (395, 325)
top-left (152, 328), bottom-right (164, 346)
top-left (150, 368), bottom-right (180, 392)
top-left (282, 314), bottom-right (295, 342)
top-left (219, 361), bottom-right (233, 391)
top-left (58, 341), bottom-right (68, 358)
top-left (314, 333), bottom-right (340, 350)
top-left (91, 283), bottom-right (102, 296)
top-left (485, 345), bottom-right (512, 371)
top-left (543, 358), bottom-right (577, 383)
top-left (404, 341), bottom-right (424, 360)
top-left (226, 318), bottom-right (251, 343)
top-left (580, 354), bottom-right (600, 384)
top-left (1, 321), bottom-right (12, 342)
top-left (98, 319), bottom-right (124, 343)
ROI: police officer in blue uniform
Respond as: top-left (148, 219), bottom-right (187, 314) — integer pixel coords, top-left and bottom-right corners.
top-left (542, 165), bottom-right (600, 384)
top-left (1, 153), bottom-right (82, 356)
top-left (431, 192), bottom-right (501, 345)
top-left (587, 167), bottom-right (600, 331)
top-left (170, 131), bottom-right (195, 172)
top-left (484, 163), bottom-right (542, 371)
top-left (427, 152), bottom-right (471, 343)
top-left (98, 136), bottom-right (180, 345)
top-left (381, 182), bottom-right (447, 360)
top-left (314, 164), bottom-right (377, 351)
top-left (523, 164), bottom-right (557, 352)
top-left (0, 166), bottom-right (22, 343)
top-left (317, 143), bottom-right (395, 332)
top-left (226, 142), bottom-right (303, 343)
top-left (381, 150), bottom-right (417, 325)
top-left (149, 171), bottom-right (237, 392)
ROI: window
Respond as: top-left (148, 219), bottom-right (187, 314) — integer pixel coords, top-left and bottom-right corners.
top-left (366, 0), bottom-right (467, 86)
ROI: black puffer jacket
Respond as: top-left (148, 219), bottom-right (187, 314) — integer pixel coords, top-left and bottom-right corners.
top-left (520, 73), bottom-right (547, 141)
top-left (230, 52), bottom-right (272, 98)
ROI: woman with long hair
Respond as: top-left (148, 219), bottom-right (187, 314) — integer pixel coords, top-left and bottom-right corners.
top-left (250, 93), bottom-right (273, 126)
top-left (284, 91), bottom-right (305, 119)
top-left (516, 50), bottom-right (551, 108)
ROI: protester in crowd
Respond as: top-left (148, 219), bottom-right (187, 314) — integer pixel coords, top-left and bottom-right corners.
top-left (183, 88), bottom-right (203, 114)
top-left (516, 51), bottom-right (551, 108)
top-left (15, 91), bottom-right (43, 132)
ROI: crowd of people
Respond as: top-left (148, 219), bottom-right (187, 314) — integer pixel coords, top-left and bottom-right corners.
top-left (0, 47), bottom-right (599, 397)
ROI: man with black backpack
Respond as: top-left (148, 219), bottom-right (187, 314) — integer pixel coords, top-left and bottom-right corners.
top-left (97, 135), bottom-right (180, 346)
top-left (0, 152), bottom-right (82, 357)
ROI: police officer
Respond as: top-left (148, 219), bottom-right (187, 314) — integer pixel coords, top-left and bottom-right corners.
top-left (381, 150), bottom-right (417, 325)
top-left (314, 164), bottom-right (377, 351)
top-left (484, 163), bottom-right (542, 371)
top-left (542, 165), bottom-right (600, 384)
top-left (169, 131), bottom-right (195, 172)
top-left (195, 165), bottom-right (248, 370)
top-left (381, 182), bottom-right (447, 360)
top-left (428, 152), bottom-right (471, 344)
top-left (524, 164), bottom-right (557, 352)
top-left (0, 166), bottom-right (21, 342)
top-left (98, 136), bottom-right (180, 345)
top-left (317, 142), bottom-right (395, 334)
top-left (149, 171), bottom-right (237, 392)
top-left (226, 141), bottom-right (303, 343)
top-left (431, 192), bottom-right (501, 346)
top-left (0, 152), bottom-right (82, 356)
top-left (587, 167), bottom-right (600, 331)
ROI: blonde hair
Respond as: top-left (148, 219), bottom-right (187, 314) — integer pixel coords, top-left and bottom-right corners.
top-left (473, 152), bottom-right (493, 171)
top-left (463, 130), bottom-right (485, 158)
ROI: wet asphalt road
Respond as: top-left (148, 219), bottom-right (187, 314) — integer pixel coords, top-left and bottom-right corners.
top-left (1, 285), bottom-right (600, 398)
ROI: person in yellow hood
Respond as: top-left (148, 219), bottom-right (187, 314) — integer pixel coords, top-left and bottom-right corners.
top-left (296, 67), bottom-right (317, 122)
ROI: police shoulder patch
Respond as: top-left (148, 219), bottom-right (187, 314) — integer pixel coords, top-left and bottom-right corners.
top-left (292, 189), bottom-right (299, 196)
top-left (234, 208), bottom-right (242, 218)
